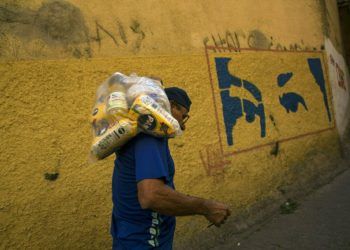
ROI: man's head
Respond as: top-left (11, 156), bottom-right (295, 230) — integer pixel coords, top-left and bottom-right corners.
top-left (164, 87), bottom-right (191, 131)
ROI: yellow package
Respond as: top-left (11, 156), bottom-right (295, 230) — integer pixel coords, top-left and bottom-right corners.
top-left (90, 118), bottom-right (137, 161)
top-left (89, 72), bottom-right (182, 162)
top-left (90, 102), bottom-right (137, 161)
top-left (129, 95), bottom-right (182, 137)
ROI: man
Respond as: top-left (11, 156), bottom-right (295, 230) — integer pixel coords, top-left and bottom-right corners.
top-left (111, 87), bottom-right (231, 249)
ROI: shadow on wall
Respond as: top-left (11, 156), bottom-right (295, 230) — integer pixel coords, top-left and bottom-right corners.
top-left (338, 2), bottom-right (350, 70)
top-left (0, 0), bottom-right (91, 59)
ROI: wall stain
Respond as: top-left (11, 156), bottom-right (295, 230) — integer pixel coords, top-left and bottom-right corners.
top-left (0, 4), bottom-right (35, 24)
top-left (35, 1), bottom-right (89, 44)
top-left (44, 172), bottom-right (59, 181)
top-left (270, 141), bottom-right (279, 156)
top-left (318, 0), bottom-right (330, 37)
top-left (0, 0), bottom-right (91, 59)
top-left (0, 1), bottom-right (148, 58)
top-left (248, 29), bottom-right (271, 49)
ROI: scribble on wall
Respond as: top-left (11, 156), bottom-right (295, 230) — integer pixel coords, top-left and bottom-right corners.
top-left (199, 143), bottom-right (230, 176)
top-left (91, 19), bottom-right (146, 53)
top-left (117, 19), bottom-right (128, 45)
top-left (204, 31), bottom-right (242, 52)
top-left (93, 21), bottom-right (120, 48)
top-left (324, 38), bottom-right (349, 138)
top-left (129, 20), bottom-right (146, 53)
top-left (204, 29), bottom-right (321, 52)
top-left (329, 54), bottom-right (347, 91)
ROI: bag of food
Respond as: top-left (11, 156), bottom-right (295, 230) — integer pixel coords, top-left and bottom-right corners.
top-left (89, 72), bottom-right (181, 161)
top-left (129, 95), bottom-right (181, 137)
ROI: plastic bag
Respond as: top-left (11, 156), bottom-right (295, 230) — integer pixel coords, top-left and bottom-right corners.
top-left (89, 72), bottom-right (181, 161)
top-left (129, 95), bottom-right (181, 137)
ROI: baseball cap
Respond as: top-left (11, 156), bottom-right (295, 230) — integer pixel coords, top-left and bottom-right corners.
top-left (164, 87), bottom-right (192, 111)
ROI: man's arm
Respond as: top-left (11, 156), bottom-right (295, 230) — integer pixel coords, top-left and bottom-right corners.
top-left (137, 179), bottom-right (231, 227)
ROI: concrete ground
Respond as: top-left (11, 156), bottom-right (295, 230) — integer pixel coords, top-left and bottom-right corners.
top-left (213, 167), bottom-right (350, 250)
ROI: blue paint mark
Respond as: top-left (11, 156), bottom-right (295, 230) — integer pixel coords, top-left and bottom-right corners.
top-left (243, 80), bottom-right (262, 101)
top-left (279, 93), bottom-right (308, 113)
top-left (243, 99), bottom-right (266, 137)
top-left (307, 58), bottom-right (332, 122)
top-left (215, 57), bottom-right (266, 146)
top-left (277, 71), bottom-right (308, 114)
top-left (215, 57), bottom-right (242, 88)
top-left (277, 72), bottom-right (293, 87)
top-left (220, 90), bottom-right (243, 146)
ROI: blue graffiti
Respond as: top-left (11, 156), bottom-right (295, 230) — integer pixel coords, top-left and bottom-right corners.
top-left (216, 57), bottom-right (242, 88)
top-left (277, 72), bottom-right (308, 113)
top-left (307, 58), bottom-right (332, 122)
top-left (243, 80), bottom-right (262, 101)
top-left (220, 91), bottom-right (243, 146)
top-left (214, 56), bottom-right (331, 147)
top-left (279, 93), bottom-right (308, 113)
top-left (215, 57), bottom-right (266, 146)
top-left (277, 72), bottom-right (293, 87)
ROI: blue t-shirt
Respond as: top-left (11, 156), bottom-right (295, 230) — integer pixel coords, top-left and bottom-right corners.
top-left (111, 133), bottom-right (176, 250)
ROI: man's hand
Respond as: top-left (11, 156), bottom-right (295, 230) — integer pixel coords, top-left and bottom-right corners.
top-left (137, 179), bottom-right (231, 226)
top-left (203, 200), bottom-right (231, 227)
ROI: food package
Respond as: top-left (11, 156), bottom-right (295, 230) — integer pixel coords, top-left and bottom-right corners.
top-left (90, 72), bottom-right (181, 161)
top-left (90, 118), bottom-right (138, 161)
top-left (126, 76), bottom-right (170, 112)
top-left (129, 95), bottom-right (181, 137)
top-left (89, 99), bottom-right (138, 161)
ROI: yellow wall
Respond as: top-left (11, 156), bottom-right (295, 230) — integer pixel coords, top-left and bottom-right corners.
top-left (0, 0), bottom-right (329, 60)
top-left (0, 0), bottom-right (347, 249)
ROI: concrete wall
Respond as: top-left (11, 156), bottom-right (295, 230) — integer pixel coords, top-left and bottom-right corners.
top-left (0, 0), bottom-right (349, 249)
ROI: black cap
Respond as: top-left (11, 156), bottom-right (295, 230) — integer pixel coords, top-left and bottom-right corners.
top-left (164, 87), bottom-right (192, 111)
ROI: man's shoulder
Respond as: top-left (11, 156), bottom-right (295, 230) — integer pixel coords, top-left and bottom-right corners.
top-left (118, 133), bottom-right (166, 156)
top-left (136, 132), bottom-right (164, 141)
top-left (134, 133), bottom-right (166, 147)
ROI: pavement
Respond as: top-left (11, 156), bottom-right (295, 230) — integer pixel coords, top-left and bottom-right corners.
top-left (213, 167), bottom-right (350, 250)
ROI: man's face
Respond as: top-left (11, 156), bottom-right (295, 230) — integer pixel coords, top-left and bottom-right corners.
top-left (170, 102), bottom-right (190, 131)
